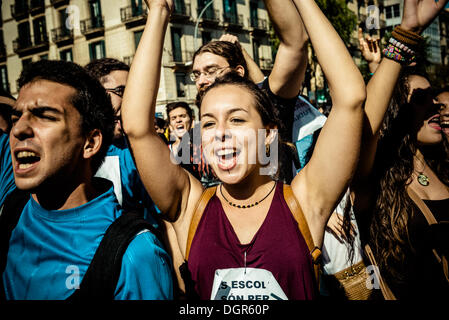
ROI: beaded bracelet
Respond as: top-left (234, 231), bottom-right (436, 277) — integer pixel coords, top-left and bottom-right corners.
top-left (383, 26), bottom-right (422, 65)
top-left (388, 37), bottom-right (415, 56)
top-left (383, 43), bottom-right (416, 65)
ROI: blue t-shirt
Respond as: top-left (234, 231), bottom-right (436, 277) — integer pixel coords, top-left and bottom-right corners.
top-left (95, 137), bottom-right (160, 227)
top-left (0, 134), bottom-right (173, 300)
top-left (0, 133), bottom-right (15, 207)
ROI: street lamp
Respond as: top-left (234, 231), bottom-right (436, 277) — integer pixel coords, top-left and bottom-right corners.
top-left (193, 0), bottom-right (216, 52)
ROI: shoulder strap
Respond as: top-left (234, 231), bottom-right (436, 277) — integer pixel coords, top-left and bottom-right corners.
top-left (282, 184), bottom-right (321, 284)
top-left (68, 210), bottom-right (157, 301)
top-left (364, 244), bottom-right (397, 300)
top-left (406, 186), bottom-right (449, 283)
top-left (0, 188), bottom-right (30, 300)
top-left (185, 186), bottom-right (217, 260)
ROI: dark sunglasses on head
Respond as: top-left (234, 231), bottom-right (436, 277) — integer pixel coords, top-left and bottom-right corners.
top-left (105, 85), bottom-right (125, 98)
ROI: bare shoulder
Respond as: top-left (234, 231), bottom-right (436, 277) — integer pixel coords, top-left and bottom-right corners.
top-left (171, 171), bottom-right (205, 257)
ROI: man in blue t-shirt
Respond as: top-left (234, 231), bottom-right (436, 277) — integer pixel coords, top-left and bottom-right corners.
top-left (0, 60), bottom-right (173, 300)
top-left (85, 58), bottom-right (160, 227)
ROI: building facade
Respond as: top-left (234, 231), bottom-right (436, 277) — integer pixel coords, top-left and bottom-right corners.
top-left (0, 0), bottom-right (272, 117)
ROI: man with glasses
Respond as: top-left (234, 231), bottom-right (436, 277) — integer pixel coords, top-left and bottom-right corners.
top-left (189, 0), bottom-right (327, 184)
top-left (85, 58), bottom-right (160, 228)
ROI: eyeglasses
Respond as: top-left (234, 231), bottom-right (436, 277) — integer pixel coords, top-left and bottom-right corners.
top-left (105, 85), bottom-right (126, 98)
top-left (189, 66), bottom-right (230, 82)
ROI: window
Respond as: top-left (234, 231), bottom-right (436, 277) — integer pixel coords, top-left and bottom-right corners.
top-left (174, 0), bottom-right (186, 14)
top-left (18, 21), bottom-right (31, 47)
top-left (202, 31), bottom-right (211, 45)
top-left (171, 27), bottom-right (183, 62)
top-left (385, 4), bottom-right (400, 20)
top-left (250, 1), bottom-right (258, 26)
top-left (0, 65), bottom-right (9, 93)
top-left (89, 0), bottom-right (103, 28)
top-left (39, 54), bottom-right (48, 60)
top-left (60, 48), bottom-right (73, 61)
top-left (134, 30), bottom-right (143, 49)
top-left (223, 0), bottom-right (237, 19)
top-left (175, 73), bottom-right (186, 97)
top-left (89, 40), bottom-right (105, 61)
top-left (59, 9), bottom-right (71, 35)
top-left (252, 39), bottom-right (260, 66)
top-left (33, 16), bottom-right (47, 44)
top-left (393, 4), bottom-right (400, 18)
top-left (132, 0), bottom-right (144, 16)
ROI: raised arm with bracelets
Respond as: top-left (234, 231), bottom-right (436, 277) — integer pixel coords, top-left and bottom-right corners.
top-left (352, 0), bottom-right (448, 187)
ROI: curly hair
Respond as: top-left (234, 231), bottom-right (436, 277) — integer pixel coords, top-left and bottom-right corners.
top-left (368, 75), bottom-right (449, 290)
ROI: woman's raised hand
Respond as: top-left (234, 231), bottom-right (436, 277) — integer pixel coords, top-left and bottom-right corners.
top-left (401, 0), bottom-right (449, 33)
top-left (144, 0), bottom-right (173, 13)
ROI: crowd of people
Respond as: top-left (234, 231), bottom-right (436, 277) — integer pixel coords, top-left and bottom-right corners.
top-left (0, 0), bottom-right (447, 301)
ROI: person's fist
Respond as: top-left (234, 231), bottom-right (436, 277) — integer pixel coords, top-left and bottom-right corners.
top-left (144, 0), bottom-right (173, 13)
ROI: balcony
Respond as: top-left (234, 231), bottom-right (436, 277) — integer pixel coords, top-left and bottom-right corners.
top-left (166, 50), bottom-right (194, 70)
top-left (171, 2), bottom-right (191, 22)
top-left (223, 13), bottom-right (244, 30)
top-left (50, 0), bottom-right (70, 9)
top-left (80, 16), bottom-right (104, 39)
top-left (13, 34), bottom-right (49, 57)
top-left (10, 2), bottom-right (29, 21)
top-left (51, 26), bottom-right (74, 46)
top-left (30, 0), bottom-right (45, 16)
top-left (120, 4), bottom-right (147, 29)
top-left (250, 18), bottom-right (268, 35)
top-left (198, 7), bottom-right (220, 26)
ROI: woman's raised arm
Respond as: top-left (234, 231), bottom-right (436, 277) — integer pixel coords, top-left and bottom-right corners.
top-left (121, 0), bottom-right (203, 222)
top-left (290, 0), bottom-right (366, 247)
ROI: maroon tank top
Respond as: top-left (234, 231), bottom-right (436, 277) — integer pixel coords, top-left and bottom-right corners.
top-left (187, 182), bottom-right (317, 300)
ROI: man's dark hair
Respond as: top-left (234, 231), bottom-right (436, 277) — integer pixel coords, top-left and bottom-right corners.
top-left (166, 101), bottom-right (193, 121)
top-left (155, 117), bottom-right (166, 129)
top-left (18, 60), bottom-right (115, 173)
top-left (85, 58), bottom-right (130, 83)
top-left (192, 41), bottom-right (249, 78)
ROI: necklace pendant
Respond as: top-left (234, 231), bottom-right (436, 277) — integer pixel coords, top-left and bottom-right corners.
top-left (417, 173), bottom-right (429, 186)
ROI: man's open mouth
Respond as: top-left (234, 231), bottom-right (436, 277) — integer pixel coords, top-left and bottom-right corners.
top-left (15, 150), bottom-right (41, 170)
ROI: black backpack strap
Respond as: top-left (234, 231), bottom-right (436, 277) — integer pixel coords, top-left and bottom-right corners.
top-left (68, 210), bottom-right (159, 301)
top-left (0, 188), bottom-right (30, 300)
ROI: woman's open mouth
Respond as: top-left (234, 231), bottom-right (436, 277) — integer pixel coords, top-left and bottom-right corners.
top-left (215, 148), bottom-right (240, 171)
top-left (428, 114), bottom-right (441, 131)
